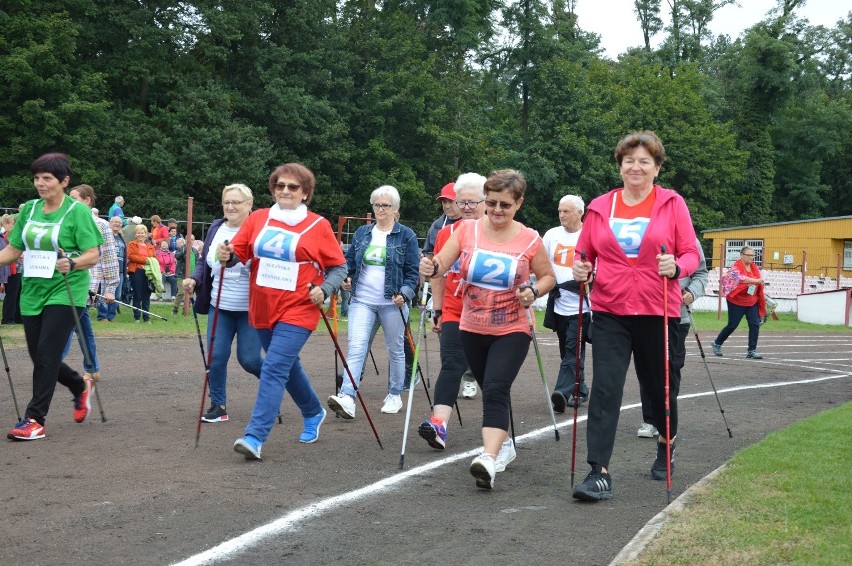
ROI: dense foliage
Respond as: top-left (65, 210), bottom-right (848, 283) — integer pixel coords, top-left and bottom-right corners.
top-left (1, 0), bottom-right (849, 233)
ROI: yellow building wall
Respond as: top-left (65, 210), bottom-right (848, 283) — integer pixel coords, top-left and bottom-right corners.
top-left (702, 217), bottom-right (852, 277)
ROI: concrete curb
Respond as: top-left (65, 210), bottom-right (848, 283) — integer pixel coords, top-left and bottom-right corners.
top-left (609, 463), bottom-right (728, 565)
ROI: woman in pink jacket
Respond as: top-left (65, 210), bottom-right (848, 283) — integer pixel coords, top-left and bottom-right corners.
top-left (571, 131), bottom-right (700, 502)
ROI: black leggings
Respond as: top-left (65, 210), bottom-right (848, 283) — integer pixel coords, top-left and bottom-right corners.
top-left (459, 331), bottom-right (530, 430)
top-left (587, 313), bottom-right (680, 469)
top-left (433, 321), bottom-right (468, 407)
top-left (23, 304), bottom-right (86, 424)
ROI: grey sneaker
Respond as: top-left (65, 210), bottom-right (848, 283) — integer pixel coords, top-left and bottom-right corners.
top-left (711, 342), bottom-right (723, 357)
top-left (746, 350), bottom-right (763, 359)
top-left (637, 422), bottom-right (659, 438)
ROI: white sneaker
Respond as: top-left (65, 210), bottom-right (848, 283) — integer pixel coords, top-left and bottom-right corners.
top-left (327, 394), bottom-right (356, 419)
top-left (470, 454), bottom-right (496, 489)
top-left (637, 422), bottom-right (659, 438)
top-left (494, 439), bottom-right (516, 473)
top-left (462, 381), bottom-right (477, 399)
top-left (380, 394), bottom-right (403, 414)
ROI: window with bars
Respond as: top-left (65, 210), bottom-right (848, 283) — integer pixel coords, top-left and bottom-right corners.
top-left (844, 240), bottom-right (852, 270)
top-left (725, 239), bottom-right (763, 267)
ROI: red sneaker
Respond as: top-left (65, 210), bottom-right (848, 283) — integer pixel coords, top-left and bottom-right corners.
top-left (9, 418), bottom-right (46, 440)
top-left (73, 377), bottom-right (94, 423)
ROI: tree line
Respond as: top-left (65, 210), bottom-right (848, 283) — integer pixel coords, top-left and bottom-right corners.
top-left (1, 0), bottom-right (849, 236)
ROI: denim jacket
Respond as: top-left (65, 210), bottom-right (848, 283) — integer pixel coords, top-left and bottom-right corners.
top-left (346, 221), bottom-right (420, 303)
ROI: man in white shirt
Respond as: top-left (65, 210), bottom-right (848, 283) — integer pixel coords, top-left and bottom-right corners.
top-left (542, 195), bottom-right (591, 413)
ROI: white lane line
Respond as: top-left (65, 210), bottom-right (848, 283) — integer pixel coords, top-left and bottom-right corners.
top-left (172, 372), bottom-right (850, 566)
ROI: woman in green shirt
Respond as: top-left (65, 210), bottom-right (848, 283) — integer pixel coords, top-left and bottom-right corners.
top-left (0, 153), bottom-right (103, 441)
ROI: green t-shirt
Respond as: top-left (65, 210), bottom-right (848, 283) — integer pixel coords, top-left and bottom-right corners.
top-left (9, 196), bottom-right (104, 314)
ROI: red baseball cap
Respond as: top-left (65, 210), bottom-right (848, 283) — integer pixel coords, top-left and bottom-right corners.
top-left (436, 182), bottom-right (456, 201)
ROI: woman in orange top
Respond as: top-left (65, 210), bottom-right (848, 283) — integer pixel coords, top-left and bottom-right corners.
top-left (127, 224), bottom-right (156, 322)
top-left (712, 246), bottom-right (766, 359)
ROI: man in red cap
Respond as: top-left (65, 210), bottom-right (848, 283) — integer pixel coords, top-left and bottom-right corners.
top-left (421, 182), bottom-right (461, 257)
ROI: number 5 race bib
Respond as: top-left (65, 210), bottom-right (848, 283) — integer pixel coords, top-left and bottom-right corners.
top-left (609, 218), bottom-right (649, 259)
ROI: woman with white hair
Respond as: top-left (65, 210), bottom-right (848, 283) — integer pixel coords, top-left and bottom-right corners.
top-left (183, 184), bottom-right (263, 423)
top-left (327, 185), bottom-right (420, 417)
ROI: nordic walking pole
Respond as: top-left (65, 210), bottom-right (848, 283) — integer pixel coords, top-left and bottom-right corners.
top-left (189, 298), bottom-right (208, 372)
top-left (0, 335), bottom-right (21, 420)
top-left (570, 251), bottom-right (586, 487)
top-left (369, 348), bottom-right (380, 375)
top-left (89, 291), bottom-right (168, 321)
top-left (398, 305), bottom-right (434, 406)
top-left (661, 245), bottom-right (672, 504)
top-left (399, 281), bottom-right (430, 469)
top-left (195, 243), bottom-right (228, 448)
top-left (686, 306), bottom-right (733, 438)
top-left (524, 302), bottom-right (560, 441)
top-left (508, 398), bottom-right (516, 445)
top-left (314, 288), bottom-right (384, 449)
top-left (57, 252), bottom-right (106, 422)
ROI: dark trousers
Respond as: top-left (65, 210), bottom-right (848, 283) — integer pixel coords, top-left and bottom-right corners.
top-left (131, 269), bottom-right (152, 321)
top-left (2, 273), bottom-right (23, 324)
top-left (586, 313), bottom-right (680, 469)
top-left (640, 322), bottom-right (688, 424)
top-left (459, 331), bottom-right (530, 431)
top-left (433, 321), bottom-right (468, 407)
top-left (553, 311), bottom-right (591, 398)
top-left (23, 305), bottom-right (86, 424)
top-left (715, 300), bottom-right (761, 352)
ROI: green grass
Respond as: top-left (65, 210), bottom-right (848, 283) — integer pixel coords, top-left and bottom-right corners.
top-left (629, 402), bottom-right (852, 565)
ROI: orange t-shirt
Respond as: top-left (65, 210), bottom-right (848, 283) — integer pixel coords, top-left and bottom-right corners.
top-left (609, 188), bottom-right (656, 266)
top-left (433, 222), bottom-right (464, 323)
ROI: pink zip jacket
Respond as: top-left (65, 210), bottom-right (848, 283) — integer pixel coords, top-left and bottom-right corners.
top-left (576, 185), bottom-right (700, 318)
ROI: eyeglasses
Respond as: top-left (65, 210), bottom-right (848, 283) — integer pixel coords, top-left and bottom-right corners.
top-left (456, 200), bottom-right (483, 209)
top-left (274, 183), bottom-right (301, 192)
top-left (742, 253), bottom-right (755, 257)
top-left (222, 200), bottom-right (246, 207)
top-left (372, 203), bottom-right (393, 211)
top-left (484, 199), bottom-right (516, 210)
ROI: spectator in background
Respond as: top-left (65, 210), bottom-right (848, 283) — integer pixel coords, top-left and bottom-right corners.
top-left (98, 217), bottom-right (127, 322)
top-left (122, 216), bottom-right (142, 243)
top-left (150, 215), bottom-right (169, 247)
top-left (172, 235), bottom-right (197, 315)
top-left (127, 224), bottom-right (156, 322)
top-left (108, 196), bottom-right (125, 225)
top-left (156, 239), bottom-right (177, 300)
top-left (1, 214), bottom-right (23, 324)
top-left (168, 227), bottom-right (178, 251)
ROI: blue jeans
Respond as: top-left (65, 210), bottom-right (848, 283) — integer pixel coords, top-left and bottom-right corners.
top-left (131, 269), bottom-right (151, 321)
top-left (339, 288), bottom-right (350, 317)
top-left (244, 323), bottom-right (322, 443)
top-left (715, 300), bottom-right (761, 352)
top-left (340, 299), bottom-right (406, 397)
top-left (61, 307), bottom-right (100, 373)
top-left (553, 312), bottom-right (591, 398)
top-left (97, 275), bottom-right (124, 321)
top-left (207, 307), bottom-right (263, 407)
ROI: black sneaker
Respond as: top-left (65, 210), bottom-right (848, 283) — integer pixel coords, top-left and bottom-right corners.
top-left (572, 465), bottom-right (613, 501)
top-left (201, 404), bottom-right (229, 423)
top-left (551, 391), bottom-right (567, 413)
top-left (651, 441), bottom-right (676, 481)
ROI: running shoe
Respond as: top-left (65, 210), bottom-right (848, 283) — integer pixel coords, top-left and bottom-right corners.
top-left (8, 418), bottom-right (45, 441)
top-left (233, 435), bottom-right (262, 460)
top-left (572, 466), bottom-right (613, 501)
top-left (494, 439), bottom-right (516, 473)
top-left (73, 376), bottom-right (93, 423)
top-left (568, 393), bottom-right (588, 409)
top-left (637, 422), bottom-right (659, 438)
top-left (462, 381), bottom-right (477, 399)
top-left (418, 416), bottom-right (447, 450)
top-left (469, 454), bottom-right (496, 490)
top-left (551, 391), bottom-right (567, 414)
top-left (201, 404), bottom-right (229, 423)
top-left (328, 394), bottom-right (356, 419)
top-left (651, 441), bottom-right (676, 480)
top-left (711, 342), bottom-right (723, 356)
top-left (380, 394), bottom-right (402, 414)
top-left (746, 350), bottom-right (763, 359)
top-left (299, 408), bottom-right (327, 444)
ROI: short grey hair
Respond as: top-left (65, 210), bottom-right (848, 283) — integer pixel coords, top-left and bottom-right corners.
top-left (115, 195), bottom-right (124, 203)
top-left (222, 183), bottom-right (254, 206)
top-left (370, 185), bottom-right (401, 211)
top-left (454, 172), bottom-right (487, 198)
top-left (558, 194), bottom-right (584, 214)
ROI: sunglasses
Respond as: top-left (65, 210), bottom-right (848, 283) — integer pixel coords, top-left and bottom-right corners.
top-left (274, 183), bottom-right (301, 192)
top-left (484, 199), bottom-right (516, 210)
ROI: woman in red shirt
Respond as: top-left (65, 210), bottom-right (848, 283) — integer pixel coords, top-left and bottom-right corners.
top-left (712, 246), bottom-right (766, 359)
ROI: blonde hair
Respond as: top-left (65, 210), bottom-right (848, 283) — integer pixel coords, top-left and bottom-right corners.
top-left (222, 183), bottom-right (254, 206)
